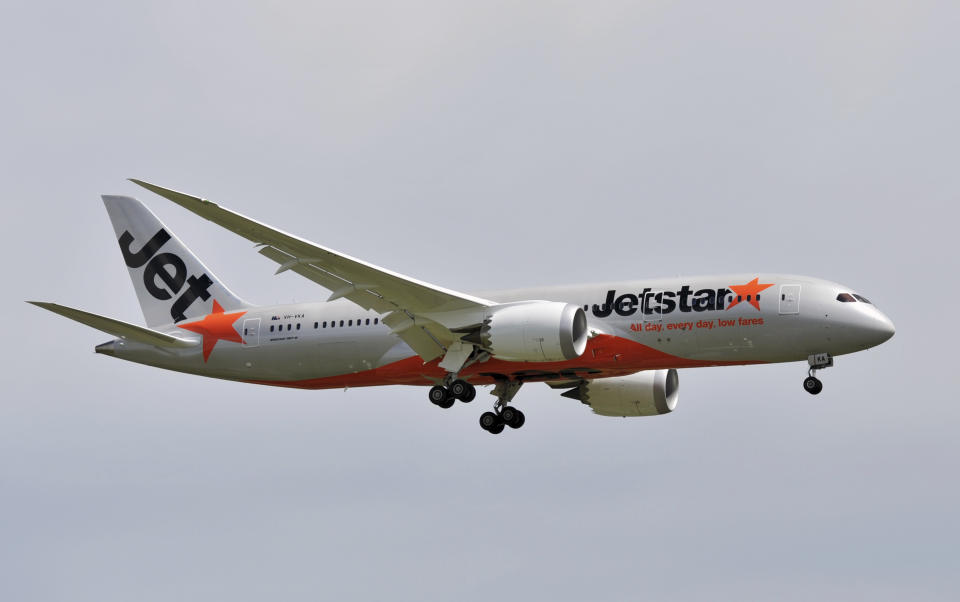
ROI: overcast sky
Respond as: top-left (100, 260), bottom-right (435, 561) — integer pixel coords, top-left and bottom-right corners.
top-left (2, 1), bottom-right (958, 600)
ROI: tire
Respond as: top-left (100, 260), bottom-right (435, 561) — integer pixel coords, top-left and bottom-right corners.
top-left (488, 423), bottom-right (505, 434)
top-left (501, 407), bottom-right (518, 425)
top-left (429, 385), bottom-right (449, 405)
top-left (803, 377), bottom-right (823, 395)
top-left (509, 410), bottom-right (525, 429)
top-left (450, 380), bottom-right (469, 398)
top-left (460, 384), bottom-right (476, 403)
top-left (479, 411), bottom-right (499, 430)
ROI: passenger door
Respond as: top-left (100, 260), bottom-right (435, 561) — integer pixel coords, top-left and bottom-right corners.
top-left (242, 317), bottom-right (261, 347)
top-left (779, 285), bottom-right (800, 315)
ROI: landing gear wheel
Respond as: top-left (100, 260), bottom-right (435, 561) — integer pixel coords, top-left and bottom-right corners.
top-left (429, 385), bottom-right (453, 407)
top-left (501, 407), bottom-right (525, 428)
top-left (450, 380), bottom-right (476, 402)
top-left (803, 376), bottom-right (823, 395)
top-left (488, 423), bottom-right (505, 434)
top-left (479, 411), bottom-right (499, 431)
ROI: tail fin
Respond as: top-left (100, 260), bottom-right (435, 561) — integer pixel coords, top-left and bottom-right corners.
top-left (102, 195), bottom-right (249, 327)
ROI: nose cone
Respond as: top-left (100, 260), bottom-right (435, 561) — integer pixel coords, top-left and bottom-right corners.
top-left (860, 311), bottom-right (896, 348)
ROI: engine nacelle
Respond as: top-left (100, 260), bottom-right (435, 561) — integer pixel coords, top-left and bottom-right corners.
top-left (481, 301), bottom-right (588, 362)
top-left (566, 370), bottom-right (679, 417)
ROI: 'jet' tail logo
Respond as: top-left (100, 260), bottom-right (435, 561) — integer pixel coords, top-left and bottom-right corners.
top-left (119, 228), bottom-right (213, 322)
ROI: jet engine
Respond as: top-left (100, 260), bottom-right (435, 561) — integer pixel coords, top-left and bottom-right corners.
top-left (563, 370), bottom-right (679, 417)
top-left (467, 301), bottom-right (588, 362)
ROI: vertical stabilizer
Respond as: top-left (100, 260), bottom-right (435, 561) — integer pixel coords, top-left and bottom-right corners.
top-left (102, 195), bottom-right (249, 327)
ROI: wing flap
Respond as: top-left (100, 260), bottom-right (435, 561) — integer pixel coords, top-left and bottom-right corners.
top-left (381, 312), bottom-right (448, 362)
top-left (29, 302), bottom-right (198, 348)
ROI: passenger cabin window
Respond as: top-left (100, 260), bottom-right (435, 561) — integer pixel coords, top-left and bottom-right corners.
top-left (296, 323), bottom-right (301, 330)
top-left (374, 318), bottom-right (379, 325)
top-left (837, 293), bottom-right (856, 302)
top-left (340, 320), bottom-right (344, 327)
top-left (365, 318), bottom-right (370, 325)
top-left (314, 322), bottom-right (318, 329)
top-left (853, 294), bottom-right (872, 304)
top-left (270, 325), bottom-right (275, 332)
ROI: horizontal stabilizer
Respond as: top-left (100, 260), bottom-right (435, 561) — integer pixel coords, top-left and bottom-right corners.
top-left (28, 302), bottom-right (198, 348)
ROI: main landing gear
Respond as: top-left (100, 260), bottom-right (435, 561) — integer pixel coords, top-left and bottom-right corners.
top-left (427, 376), bottom-right (526, 435)
top-left (803, 353), bottom-right (833, 395)
top-left (428, 379), bottom-right (476, 409)
top-left (479, 381), bottom-right (525, 435)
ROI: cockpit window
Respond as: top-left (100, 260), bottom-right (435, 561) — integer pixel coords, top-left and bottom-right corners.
top-left (836, 293), bottom-right (856, 302)
top-left (853, 294), bottom-right (872, 304)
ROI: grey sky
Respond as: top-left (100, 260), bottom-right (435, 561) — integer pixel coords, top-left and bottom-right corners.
top-left (2, 1), bottom-right (957, 600)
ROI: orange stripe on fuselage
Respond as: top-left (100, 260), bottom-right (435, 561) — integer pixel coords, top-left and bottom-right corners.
top-left (242, 334), bottom-right (762, 390)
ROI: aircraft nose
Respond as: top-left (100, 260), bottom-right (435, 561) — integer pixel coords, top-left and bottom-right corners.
top-left (860, 311), bottom-right (895, 347)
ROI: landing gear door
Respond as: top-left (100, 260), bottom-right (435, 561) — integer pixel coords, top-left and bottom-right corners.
top-left (643, 291), bottom-right (663, 322)
top-left (242, 317), bottom-right (261, 347)
top-left (779, 285), bottom-right (800, 315)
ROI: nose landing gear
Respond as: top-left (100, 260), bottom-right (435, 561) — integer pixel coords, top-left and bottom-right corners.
top-left (803, 353), bottom-right (833, 395)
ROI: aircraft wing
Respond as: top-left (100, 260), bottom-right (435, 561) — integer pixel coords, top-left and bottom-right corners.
top-left (28, 302), bottom-right (198, 348)
top-left (130, 179), bottom-right (493, 362)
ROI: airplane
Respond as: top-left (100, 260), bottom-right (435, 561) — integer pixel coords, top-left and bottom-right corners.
top-left (30, 180), bottom-right (896, 434)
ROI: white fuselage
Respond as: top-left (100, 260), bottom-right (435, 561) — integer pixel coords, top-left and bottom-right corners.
top-left (98, 273), bottom-right (895, 389)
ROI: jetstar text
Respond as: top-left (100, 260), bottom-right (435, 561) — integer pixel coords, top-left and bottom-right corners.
top-left (592, 286), bottom-right (736, 318)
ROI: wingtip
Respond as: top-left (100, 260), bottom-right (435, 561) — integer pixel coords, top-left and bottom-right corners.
top-left (127, 178), bottom-right (210, 206)
top-left (128, 178), bottom-right (156, 192)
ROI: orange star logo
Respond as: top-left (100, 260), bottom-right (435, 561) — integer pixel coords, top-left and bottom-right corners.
top-left (177, 299), bottom-right (247, 361)
top-left (727, 277), bottom-right (774, 311)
